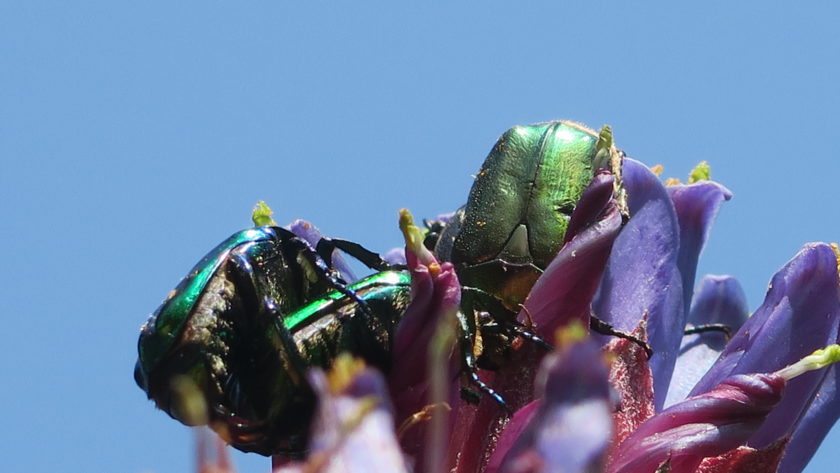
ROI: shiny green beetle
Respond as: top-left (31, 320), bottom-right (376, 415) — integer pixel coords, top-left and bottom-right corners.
top-left (436, 121), bottom-right (619, 308)
top-left (134, 226), bottom-right (408, 455)
top-left (434, 121), bottom-right (623, 374)
top-left (436, 121), bottom-right (621, 308)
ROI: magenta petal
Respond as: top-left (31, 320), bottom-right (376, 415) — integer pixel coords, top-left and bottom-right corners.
top-left (592, 158), bottom-right (684, 410)
top-left (667, 181), bottom-right (733, 314)
top-left (388, 248), bottom-right (460, 466)
top-left (484, 400), bottom-right (541, 473)
top-left (491, 339), bottom-right (613, 473)
top-left (520, 174), bottom-right (622, 337)
top-left (286, 219), bottom-right (357, 282)
top-left (689, 243), bottom-right (840, 448)
top-left (388, 260), bottom-right (460, 410)
top-left (563, 170), bottom-right (617, 244)
top-left (391, 263), bottom-right (460, 376)
top-left (608, 373), bottom-right (786, 473)
top-left (666, 275), bottom-right (749, 407)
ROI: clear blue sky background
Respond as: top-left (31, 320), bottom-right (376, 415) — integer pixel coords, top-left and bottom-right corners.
top-left (2, 3), bottom-right (839, 472)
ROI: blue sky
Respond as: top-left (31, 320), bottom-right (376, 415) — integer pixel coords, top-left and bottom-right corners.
top-left (2, 2), bottom-right (839, 472)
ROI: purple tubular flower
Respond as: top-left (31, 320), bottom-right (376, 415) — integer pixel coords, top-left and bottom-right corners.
top-left (286, 219), bottom-right (357, 282)
top-left (667, 181), bottom-right (733, 315)
top-left (666, 275), bottom-right (749, 407)
top-left (521, 171), bottom-right (622, 337)
top-left (608, 373), bottom-right (786, 473)
top-left (487, 336), bottom-right (613, 473)
top-left (591, 159), bottom-right (684, 410)
top-left (689, 243), bottom-right (840, 448)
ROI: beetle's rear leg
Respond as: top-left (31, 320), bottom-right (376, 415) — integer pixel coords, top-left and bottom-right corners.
top-left (684, 323), bottom-right (732, 339)
top-left (589, 316), bottom-right (652, 358)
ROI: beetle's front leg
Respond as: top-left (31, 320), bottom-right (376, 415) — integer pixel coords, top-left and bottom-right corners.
top-left (315, 237), bottom-right (406, 272)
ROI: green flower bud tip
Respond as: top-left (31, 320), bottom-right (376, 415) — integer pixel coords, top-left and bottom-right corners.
top-left (252, 200), bottom-right (278, 226)
top-left (688, 161), bottom-right (711, 183)
top-left (399, 208), bottom-right (437, 269)
top-left (593, 125), bottom-right (614, 171)
top-left (398, 209), bottom-right (424, 255)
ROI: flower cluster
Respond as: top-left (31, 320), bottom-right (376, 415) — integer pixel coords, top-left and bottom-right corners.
top-left (200, 159), bottom-right (840, 473)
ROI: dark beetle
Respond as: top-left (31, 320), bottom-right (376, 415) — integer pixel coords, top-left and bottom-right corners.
top-left (134, 226), bottom-right (408, 455)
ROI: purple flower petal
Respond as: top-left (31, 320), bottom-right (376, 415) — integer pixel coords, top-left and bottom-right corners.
top-left (286, 219), bottom-right (357, 282)
top-left (592, 158), bottom-right (684, 410)
top-left (778, 363), bottom-right (840, 473)
top-left (488, 337), bottom-right (613, 473)
top-left (382, 246), bottom-right (407, 265)
top-left (667, 275), bottom-right (749, 407)
top-left (667, 181), bottom-right (733, 314)
top-left (687, 275), bottom-right (750, 330)
top-left (689, 243), bottom-right (840, 447)
top-left (608, 373), bottom-right (786, 473)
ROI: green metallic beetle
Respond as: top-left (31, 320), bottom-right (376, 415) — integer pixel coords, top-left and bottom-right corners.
top-left (434, 121), bottom-right (624, 372)
top-left (436, 121), bottom-right (621, 307)
top-left (134, 225), bottom-right (408, 455)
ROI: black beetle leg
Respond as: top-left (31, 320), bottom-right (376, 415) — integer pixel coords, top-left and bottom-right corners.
top-left (455, 307), bottom-right (509, 411)
top-left (684, 323), bottom-right (732, 339)
top-left (276, 228), bottom-right (376, 320)
top-left (589, 315), bottom-right (653, 359)
top-left (316, 238), bottom-right (406, 272)
top-left (461, 286), bottom-right (552, 352)
top-left (228, 253), bottom-right (311, 379)
top-left (508, 325), bottom-right (554, 352)
top-left (460, 286), bottom-right (516, 319)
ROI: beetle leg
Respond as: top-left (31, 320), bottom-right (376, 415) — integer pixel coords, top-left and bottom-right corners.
top-left (684, 323), bottom-right (732, 339)
top-left (316, 238), bottom-right (406, 272)
top-left (228, 253), bottom-right (312, 380)
top-left (461, 285), bottom-right (553, 353)
top-left (589, 316), bottom-right (653, 358)
top-left (507, 325), bottom-right (553, 351)
top-left (455, 305), bottom-right (509, 410)
top-left (274, 228), bottom-right (377, 321)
